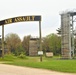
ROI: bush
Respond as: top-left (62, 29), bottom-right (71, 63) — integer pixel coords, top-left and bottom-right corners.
top-left (18, 53), bottom-right (26, 59)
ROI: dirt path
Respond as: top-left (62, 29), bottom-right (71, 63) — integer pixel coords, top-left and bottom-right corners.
top-left (0, 64), bottom-right (75, 75)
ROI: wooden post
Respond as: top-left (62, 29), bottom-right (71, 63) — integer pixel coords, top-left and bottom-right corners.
top-left (39, 21), bottom-right (42, 62)
top-left (2, 25), bottom-right (4, 58)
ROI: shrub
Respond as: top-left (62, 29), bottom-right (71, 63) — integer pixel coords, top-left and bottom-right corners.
top-left (18, 53), bottom-right (26, 59)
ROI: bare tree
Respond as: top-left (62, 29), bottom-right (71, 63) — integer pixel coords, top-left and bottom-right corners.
top-left (22, 35), bottom-right (30, 55)
top-left (5, 33), bottom-right (21, 54)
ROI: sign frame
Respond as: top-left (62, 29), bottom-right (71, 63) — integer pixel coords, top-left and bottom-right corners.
top-left (0, 15), bottom-right (42, 62)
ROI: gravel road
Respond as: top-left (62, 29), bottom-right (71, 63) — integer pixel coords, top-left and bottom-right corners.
top-left (0, 64), bottom-right (76, 75)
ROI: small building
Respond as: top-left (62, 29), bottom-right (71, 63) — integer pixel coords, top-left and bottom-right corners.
top-left (29, 38), bottom-right (39, 56)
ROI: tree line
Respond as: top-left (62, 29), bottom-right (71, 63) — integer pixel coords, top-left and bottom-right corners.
top-left (0, 33), bottom-right (61, 56)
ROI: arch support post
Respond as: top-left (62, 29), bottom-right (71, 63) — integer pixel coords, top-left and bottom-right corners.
top-left (39, 21), bottom-right (42, 62)
top-left (2, 25), bottom-right (4, 58)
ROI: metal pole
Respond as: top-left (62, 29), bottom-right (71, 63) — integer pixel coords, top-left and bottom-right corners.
top-left (39, 21), bottom-right (42, 62)
top-left (69, 21), bottom-right (71, 59)
top-left (72, 16), bottom-right (74, 58)
top-left (2, 25), bottom-right (4, 58)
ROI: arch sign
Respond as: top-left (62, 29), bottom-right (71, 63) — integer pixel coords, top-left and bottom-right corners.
top-left (0, 15), bottom-right (42, 61)
top-left (0, 16), bottom-right (41, 25)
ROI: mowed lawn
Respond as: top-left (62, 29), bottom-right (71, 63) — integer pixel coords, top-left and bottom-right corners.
top-left (0, 55), bottom-right (76, 73)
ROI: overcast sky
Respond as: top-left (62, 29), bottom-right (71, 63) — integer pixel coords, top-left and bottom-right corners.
top-left (0, 0), bottom-right (76, 39)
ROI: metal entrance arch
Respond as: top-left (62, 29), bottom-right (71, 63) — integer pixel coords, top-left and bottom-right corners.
top-left (0, 15), bottom-right (42, 61)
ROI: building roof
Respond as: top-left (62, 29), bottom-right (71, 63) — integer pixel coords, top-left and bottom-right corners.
top-left (30, 38), bottom-right (39, 40)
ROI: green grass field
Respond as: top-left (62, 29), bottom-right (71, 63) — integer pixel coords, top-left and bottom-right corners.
top-left (0, 54), bottom-right (76, 73)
